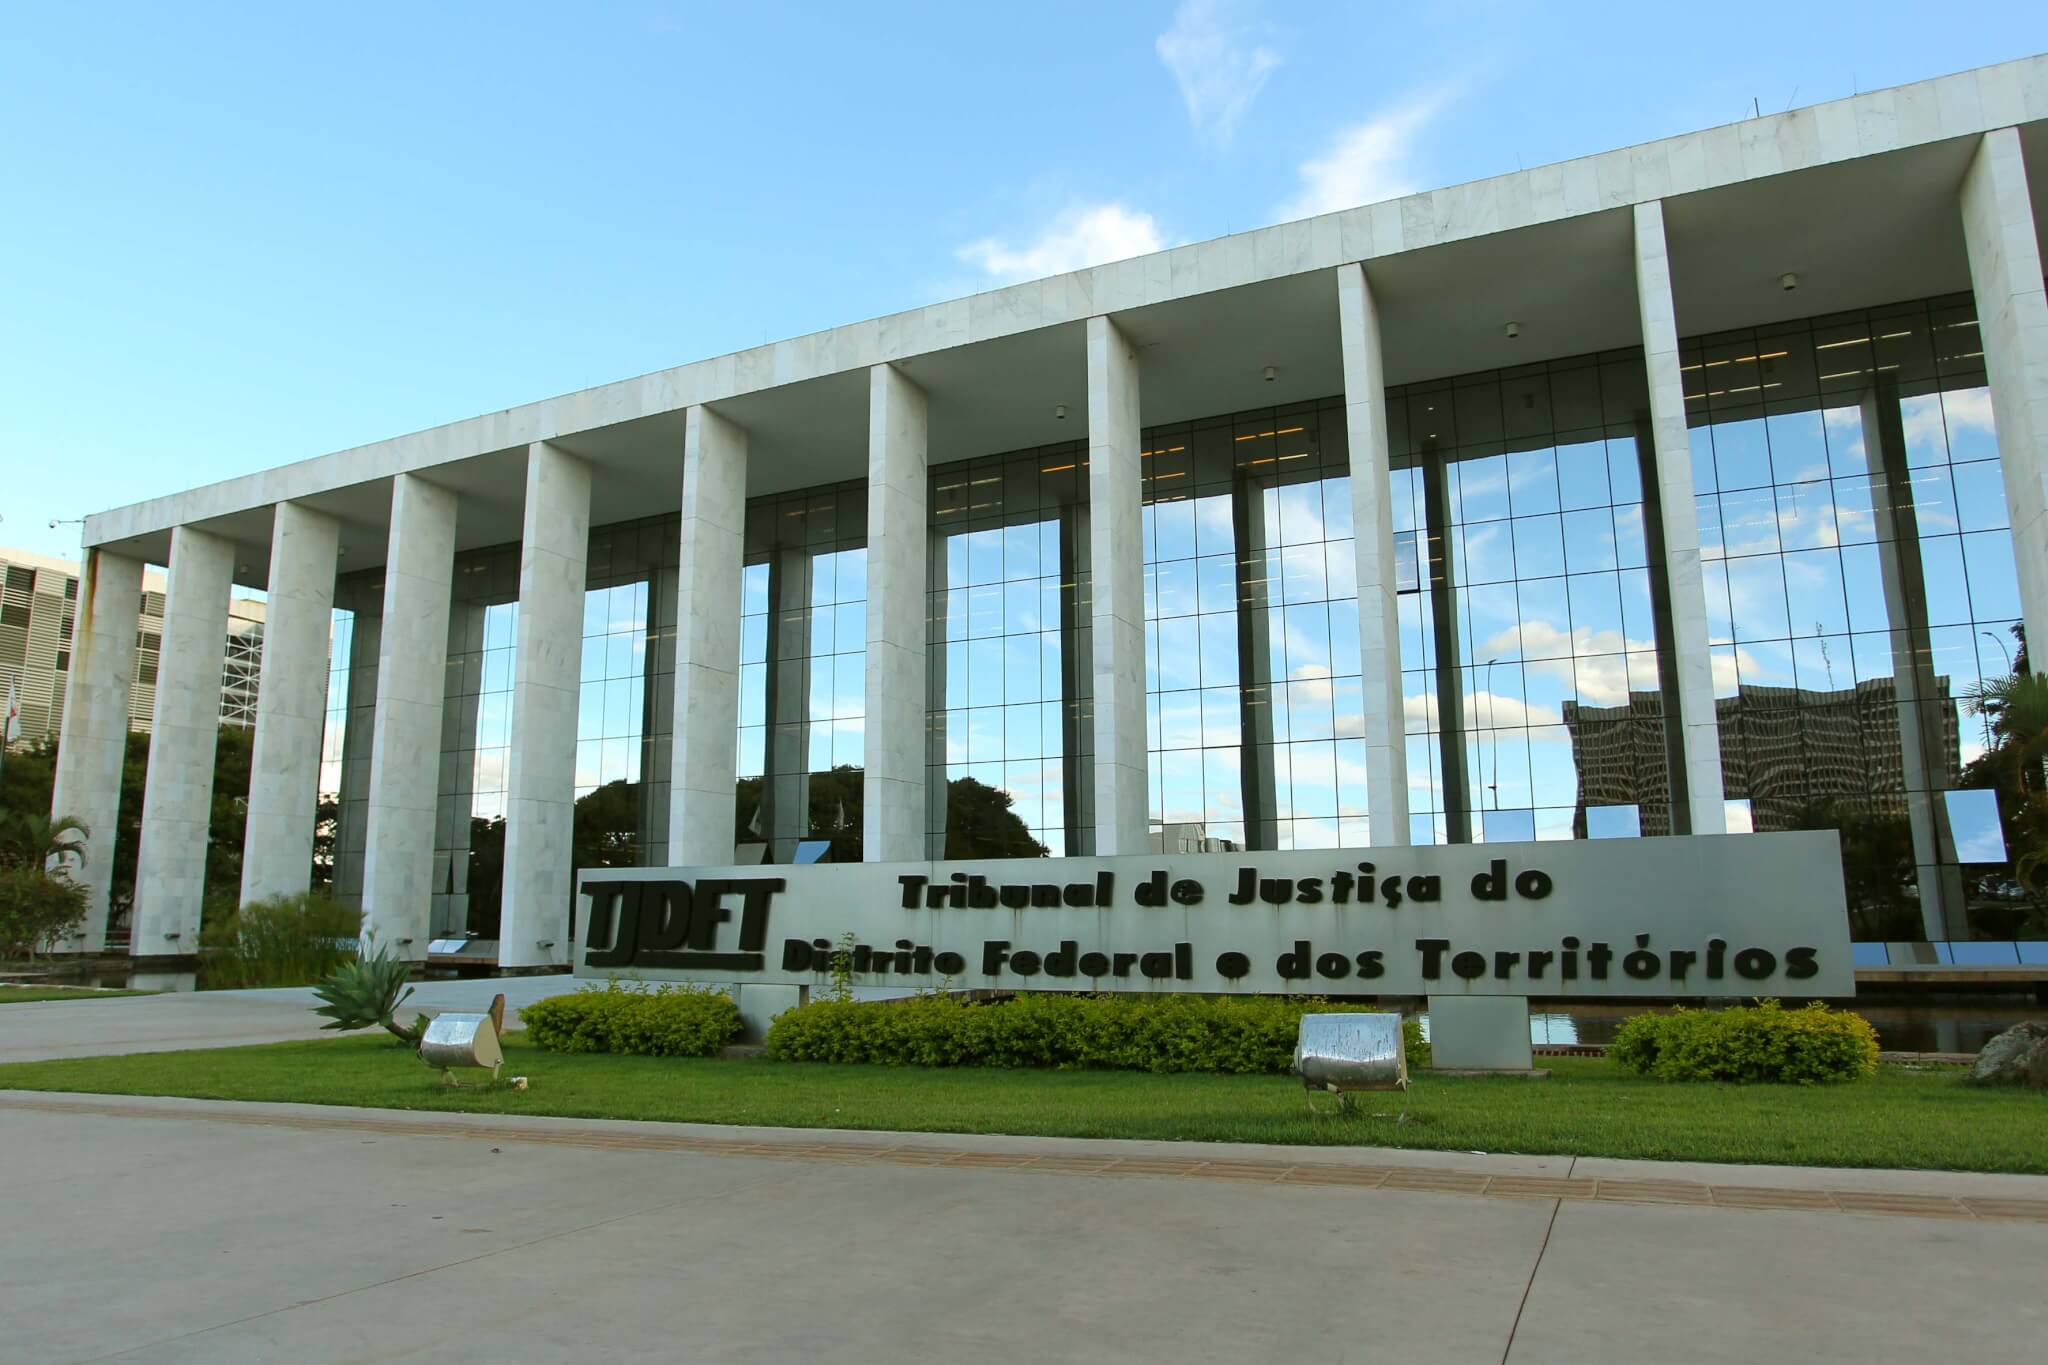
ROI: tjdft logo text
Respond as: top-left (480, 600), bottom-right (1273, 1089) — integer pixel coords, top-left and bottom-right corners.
top-left (582, 877), bottom-right (785, 970)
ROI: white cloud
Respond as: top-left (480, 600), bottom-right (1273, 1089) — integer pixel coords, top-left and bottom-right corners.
top-left (1404, 690), bottom-right (1562, 732)
top-left (1477, 622), bottom-right (1661, 709)
top-left (1156, 0), bottom-right (1282, 151)
top-left (957, 203), bottom-right (1168, 285)
top-left (1903, 386), bottom-right (1997, 457)
top-left (1275, 92), bottom-right (1448, 222)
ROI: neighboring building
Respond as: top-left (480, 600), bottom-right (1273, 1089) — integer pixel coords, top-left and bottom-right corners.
top-left (47, 57), bottom-right (2048, 964)
top-left (1566, 678), bottom-right (1975, 933)
top-left (1151, 823), bottom-right (1241, 855)
top-left (0, 545), bottom-right (266, 749)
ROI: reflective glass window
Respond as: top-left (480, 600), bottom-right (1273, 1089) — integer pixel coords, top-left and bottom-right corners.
top-left (928, 445), bottom-right (1085, 856)
top-left (1682, 295), bottom-right (2033, 940)
top-left (735, 483), bottom-right (867, 863)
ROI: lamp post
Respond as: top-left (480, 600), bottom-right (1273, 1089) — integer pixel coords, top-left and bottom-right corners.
top-left (1483, 656), bottom-right (1500, 823)
top-left (1980, 630), bottom-right (2013, 675)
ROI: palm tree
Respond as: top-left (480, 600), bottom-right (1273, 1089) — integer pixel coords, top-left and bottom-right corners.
top-left (0, 812), bottom-right (90, 874)
top-left (1965, 672), bottom-right (2048, 793)
top-left (1965, 672), bottom-right (2048, 894)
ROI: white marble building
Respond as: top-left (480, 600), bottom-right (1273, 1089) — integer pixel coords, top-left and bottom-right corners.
top-left (54, 56), bottom-right (2048, 964)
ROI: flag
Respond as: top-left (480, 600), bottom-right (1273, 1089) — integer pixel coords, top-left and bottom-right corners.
top-left (0, 678), bottom-right (17, 780)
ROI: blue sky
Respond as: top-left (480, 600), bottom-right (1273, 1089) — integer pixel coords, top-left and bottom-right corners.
top-left (4, 2), bottom-right (2043, 562)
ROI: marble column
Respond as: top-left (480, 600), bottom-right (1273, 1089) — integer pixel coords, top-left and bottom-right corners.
top-left (1087, 315), bottom-right (1148, 855)
top-left (132, 525), bottom-right (234, 955)
top-left (1632, 200), bottom-right (1727, 835)
top-left (1960, 127), bottom-right (2048, 663)
top-left (48, 548), bottom-right (143, 951)
top-left (240, 502), bottom-right (340, 905)
top-left (668, 404), bottom-right (748, 867)
top-left (500, 442), bottom-right (591, 967)
top-left (864, 362), bottom-right (928, 862)
top-left (1336, 262), bottom-right (1413, 848)
top-left (360, 474), bottom-right (458, 956)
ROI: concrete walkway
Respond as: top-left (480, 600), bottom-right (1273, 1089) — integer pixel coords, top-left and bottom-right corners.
top-left (4, 1092), bottom-right (2045, 1364)
top-left (0, 975), bottom-right (582, 1063)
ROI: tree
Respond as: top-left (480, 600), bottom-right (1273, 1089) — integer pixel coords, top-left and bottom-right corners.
top-left (0, 866), bottom-right (87, 961)
top-left (730, 768), bottom-right (1047, 862)
top-left (107, 725), bottom-right (255, 930)
top-left (573, 779), bottom-right (642, 870)
top-left (0, 812), bottom-right (89, 873)
top-left (1964, 642), bottom-right (2048, 905)
top-left (0, 738), bottom-right (57, 842)
top-left (310, 795), bottom-right (340, 890)
top-left (732, 764), bottom-right (865, 862)
top-left (1965, 670), bottom-right (2048, 797)
top-left (463, 815), bottom-right (506, 937)
top-left (1781, 798), bottom-right (1919, 939)
top-left (941, 776), bottom-right (1048, 859)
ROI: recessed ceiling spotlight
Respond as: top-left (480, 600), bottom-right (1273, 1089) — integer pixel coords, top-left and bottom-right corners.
top-left (1504, 321), bottom-right (1522, 340)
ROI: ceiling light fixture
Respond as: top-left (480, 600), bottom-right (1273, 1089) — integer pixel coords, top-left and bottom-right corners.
top-left (1780, 272), bottom-right (1799, 292)
top-left (1054, 404), bottom-right (1067, 420)
top-left (1263, 366), bottom-right (1277, 382)
top-left (1504, 321), bottom-right (1522, 340)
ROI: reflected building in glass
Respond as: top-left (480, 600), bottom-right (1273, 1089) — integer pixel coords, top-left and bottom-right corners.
top-left (68, 58), bottom-right (2048, 965)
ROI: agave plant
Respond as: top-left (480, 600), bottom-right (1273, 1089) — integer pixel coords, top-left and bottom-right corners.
top-left (311, 941), bottom-right (424, 1045)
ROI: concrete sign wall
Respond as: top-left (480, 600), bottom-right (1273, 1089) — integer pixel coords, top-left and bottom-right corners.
top-left (575, 832), bottom-right (1854, 999)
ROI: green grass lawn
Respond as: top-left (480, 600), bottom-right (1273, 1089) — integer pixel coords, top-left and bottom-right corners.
top-left (0, 985), bottom-right (154, 1004)
top-left (0, 1033), bottom-right (2039, 1172)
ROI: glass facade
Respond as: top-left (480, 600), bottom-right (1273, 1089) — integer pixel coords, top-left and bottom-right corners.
top-left (1388, 350), bottom-right (1678, 847)
top-left (312, 606), bottom-right (354, 889)
top-left (734, 483), bottom-right (868, 863)
top-left (927, 443), bottom-right (1091, 857)
top-left (1142, 399), bottom-right (1369, 851)
top-left (329, 517), bottom-right (681, 934)
top-left (1684, 294), bottom-right (2034, 939)
top-left (327, 576), bottom-right (381, 902)
top-left (308, 295), bottom-right (2039, 946)
top-left (435, 547), bottom-right (520, 937)
top-left (578, 515), bottom-right (678, 872)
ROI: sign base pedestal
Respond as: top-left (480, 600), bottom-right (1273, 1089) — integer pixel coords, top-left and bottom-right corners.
top-left (731, 983), bottom-right (806, 1042)
top-left (1427, 996), bottom-right (1534, 1072)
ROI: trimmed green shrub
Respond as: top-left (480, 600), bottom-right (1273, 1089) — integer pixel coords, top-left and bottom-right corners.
top-left (523, 981), bottom-right (745, 1057)
top-left (765, 992), bottom-right (1428, 1074)
top-left (200, 892), bottom-right (360, 989)
top-left (1609, 1000), bottom-right (1878, 1084)
top-left (0, 867), bottom-right (88, 960)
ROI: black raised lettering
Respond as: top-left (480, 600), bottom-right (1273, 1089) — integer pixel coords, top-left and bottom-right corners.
top-left (1734, 947), bottom-right (1776, 980)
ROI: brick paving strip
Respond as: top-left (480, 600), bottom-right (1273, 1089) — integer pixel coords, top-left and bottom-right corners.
top-left (7, 1093), bottom-right (2047, 1225)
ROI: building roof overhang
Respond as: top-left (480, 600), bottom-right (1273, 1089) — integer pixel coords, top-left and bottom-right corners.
top-left (81, 56), bottom-right (2048, 588)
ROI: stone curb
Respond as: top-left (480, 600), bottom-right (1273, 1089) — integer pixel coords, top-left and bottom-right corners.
top-left (7, 1090), bottom-right (2046, 1222)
